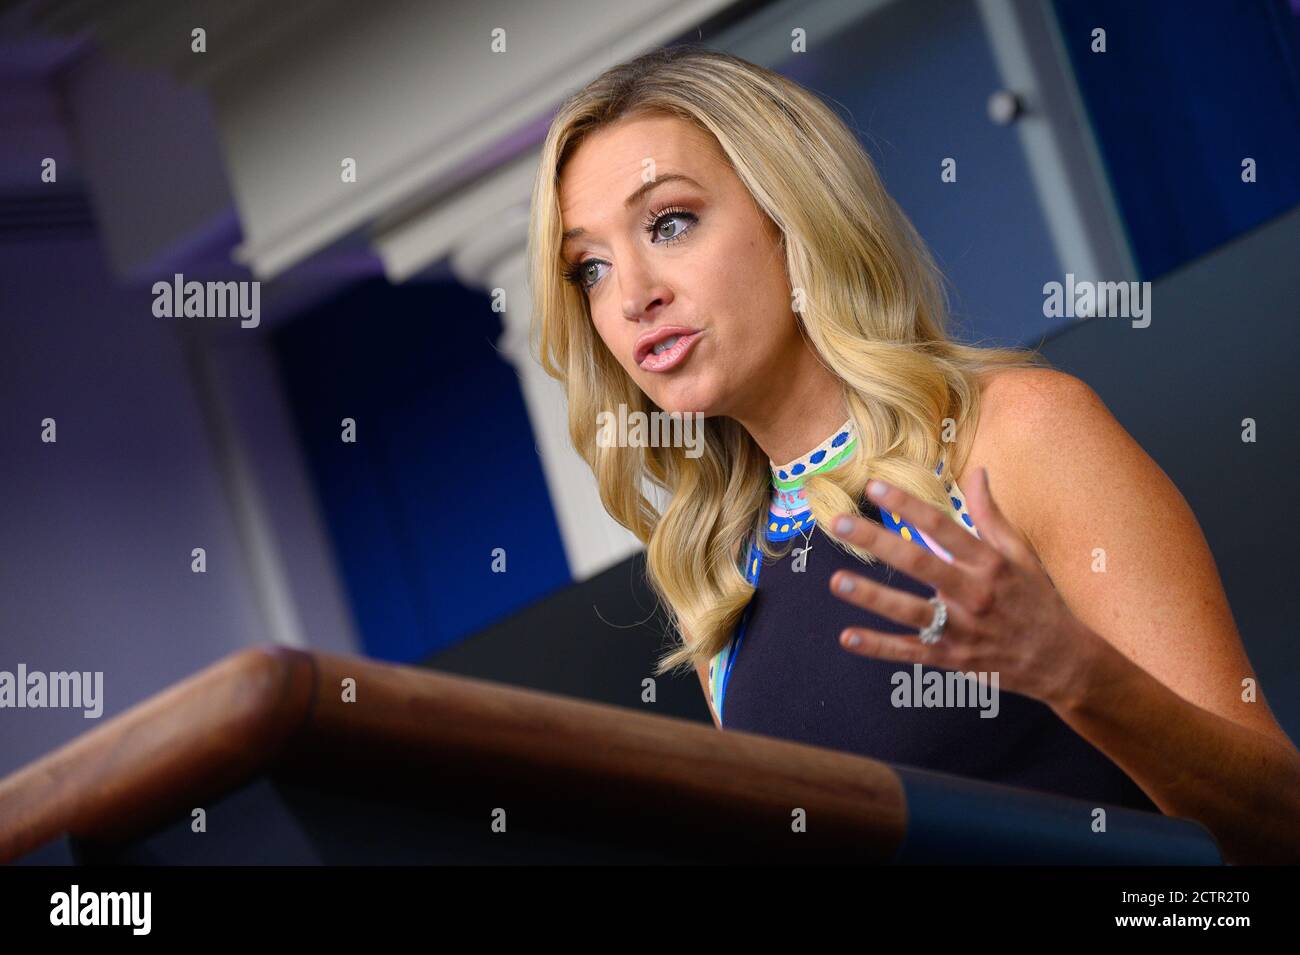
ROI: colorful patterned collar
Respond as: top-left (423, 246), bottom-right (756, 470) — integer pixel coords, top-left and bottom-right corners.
top-left (717, 453), bottom-right (975, 726)
top-left (766, 417), bottom-right (857, 542)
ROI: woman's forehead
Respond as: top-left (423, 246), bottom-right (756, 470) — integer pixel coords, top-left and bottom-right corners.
top-left (559, 127), bottom-right (731, 232)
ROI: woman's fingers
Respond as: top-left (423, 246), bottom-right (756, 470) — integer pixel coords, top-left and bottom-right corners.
top-left (828, 512), bottom-right (988, 611)
top-left (837, 625), bottom-right (949, 666)
top-left (829, 569), bottom-right (947, 633)
top-left (863, 477), bottom-right (988, 567)
top-left (962, 468), bottom-right (1037, 567)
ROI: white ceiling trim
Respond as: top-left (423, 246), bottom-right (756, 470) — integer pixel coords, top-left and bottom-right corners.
top-left (221, 0), bottom-right (737, 279)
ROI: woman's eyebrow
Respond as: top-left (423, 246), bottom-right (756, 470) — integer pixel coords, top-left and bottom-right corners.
top-left (561, 173), bottom-right (703, 249)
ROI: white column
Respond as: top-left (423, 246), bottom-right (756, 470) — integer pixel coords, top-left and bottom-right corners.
top-left (440, 207), bottom-right (644, 581)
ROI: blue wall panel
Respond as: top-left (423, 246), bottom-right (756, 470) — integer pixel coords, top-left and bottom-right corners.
top-left (273, 279), bottom-right (571, 663)
top-left (1052, 0), bottom-right (1300, 279)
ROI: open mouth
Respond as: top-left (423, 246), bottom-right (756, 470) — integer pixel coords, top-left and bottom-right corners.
top-left (638, 330), bottom-right (702, 372)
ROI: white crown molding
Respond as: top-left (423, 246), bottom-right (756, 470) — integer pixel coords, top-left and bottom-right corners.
top-left (375, 149), bottom-right (538, 284)
top-left (25, 0), bottom-right (737, 279)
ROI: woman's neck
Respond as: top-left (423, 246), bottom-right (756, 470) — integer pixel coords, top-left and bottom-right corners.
top-left (733, 355), bottom-right (848, 466)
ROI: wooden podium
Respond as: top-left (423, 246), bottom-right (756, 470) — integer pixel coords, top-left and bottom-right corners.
top-left (0, 646), bottom-right (1222, 864)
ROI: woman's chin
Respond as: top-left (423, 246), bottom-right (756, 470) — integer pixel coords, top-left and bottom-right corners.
top-left (650, 384), bottom-right (719, 418)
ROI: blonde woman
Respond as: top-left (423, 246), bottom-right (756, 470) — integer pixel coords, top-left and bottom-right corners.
top-left (527, 46), bottom-right (1299, 864)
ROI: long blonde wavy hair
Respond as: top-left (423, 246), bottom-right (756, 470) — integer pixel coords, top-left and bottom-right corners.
top-left (527, 46), bottom-right (1051, 677)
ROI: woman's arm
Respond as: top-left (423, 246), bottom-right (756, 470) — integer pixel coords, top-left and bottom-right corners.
top-left (831, 367), bottom-right (1299, 863)
top-left (981, 369), bottom-right (1300, 864)
top-left (1056, 625), bottom-right (1300, 863)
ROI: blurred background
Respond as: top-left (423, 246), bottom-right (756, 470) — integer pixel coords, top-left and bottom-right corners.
top-left (1, 0), bottom-right (1297, 779)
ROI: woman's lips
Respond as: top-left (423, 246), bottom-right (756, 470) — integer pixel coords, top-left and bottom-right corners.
top-left (638, 330), bottom-right (703, 372)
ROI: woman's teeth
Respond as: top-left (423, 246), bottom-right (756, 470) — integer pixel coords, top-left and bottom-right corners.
top-left (652, 336), bottom-right (681, 355)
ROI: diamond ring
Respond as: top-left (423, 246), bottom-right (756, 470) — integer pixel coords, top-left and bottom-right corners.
top-left (918, 596), bottom-right (947, 645)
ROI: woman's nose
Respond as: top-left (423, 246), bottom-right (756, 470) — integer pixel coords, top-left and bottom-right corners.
top-left (619, 256), bottom-right (672, 319)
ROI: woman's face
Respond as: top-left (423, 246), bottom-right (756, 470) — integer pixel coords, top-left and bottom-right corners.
top-left (558, 113), bottom-right (803, 418)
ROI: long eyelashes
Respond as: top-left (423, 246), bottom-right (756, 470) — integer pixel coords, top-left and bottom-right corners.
top-left (561, 206), bottom-right (698, 290)
top-left (639, 204), bottom-right (693, 238)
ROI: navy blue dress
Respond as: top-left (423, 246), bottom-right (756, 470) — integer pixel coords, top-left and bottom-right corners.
top-left (708, 424), bottom-right (1158, 813)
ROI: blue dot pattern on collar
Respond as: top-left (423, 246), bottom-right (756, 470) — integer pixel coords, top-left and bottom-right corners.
top-left (768, 418), bottom-right (858, 541)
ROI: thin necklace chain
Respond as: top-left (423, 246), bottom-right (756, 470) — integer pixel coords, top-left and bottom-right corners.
top-left (775, 486), bottom-right (816, 564)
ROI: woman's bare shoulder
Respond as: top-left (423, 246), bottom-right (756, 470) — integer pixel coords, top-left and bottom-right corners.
top-left (975, 365), bottom-right (1084, 410)
top-left (957, 367), bottom-right (1093, 556)
top-left (961, 367), bottom-right (1083, 474)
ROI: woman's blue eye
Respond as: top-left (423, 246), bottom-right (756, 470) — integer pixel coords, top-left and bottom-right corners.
top-left (561, 259), bottom-right (604, 289)
top-left (653, 212), bottom-right (690, 241)
top-left (563, 209), bottom-right (697, 291)
top-left (647, 209), bottom-right (696, 243)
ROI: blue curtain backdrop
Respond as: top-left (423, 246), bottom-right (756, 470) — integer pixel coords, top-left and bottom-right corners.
top-left (272, 279), bottom-right (570, 663)
top-left (1052, 0), bottom-right (1300, 279)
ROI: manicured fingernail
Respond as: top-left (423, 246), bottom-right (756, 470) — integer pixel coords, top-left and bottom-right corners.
top-left (833, 516), bottom-right (854, 536)
top-left (867, 479), bottom-right (889, 498)
top-left (843, 631), bottom-right (861, 647)
top-left (836, 576), bottom-right (854, 594)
